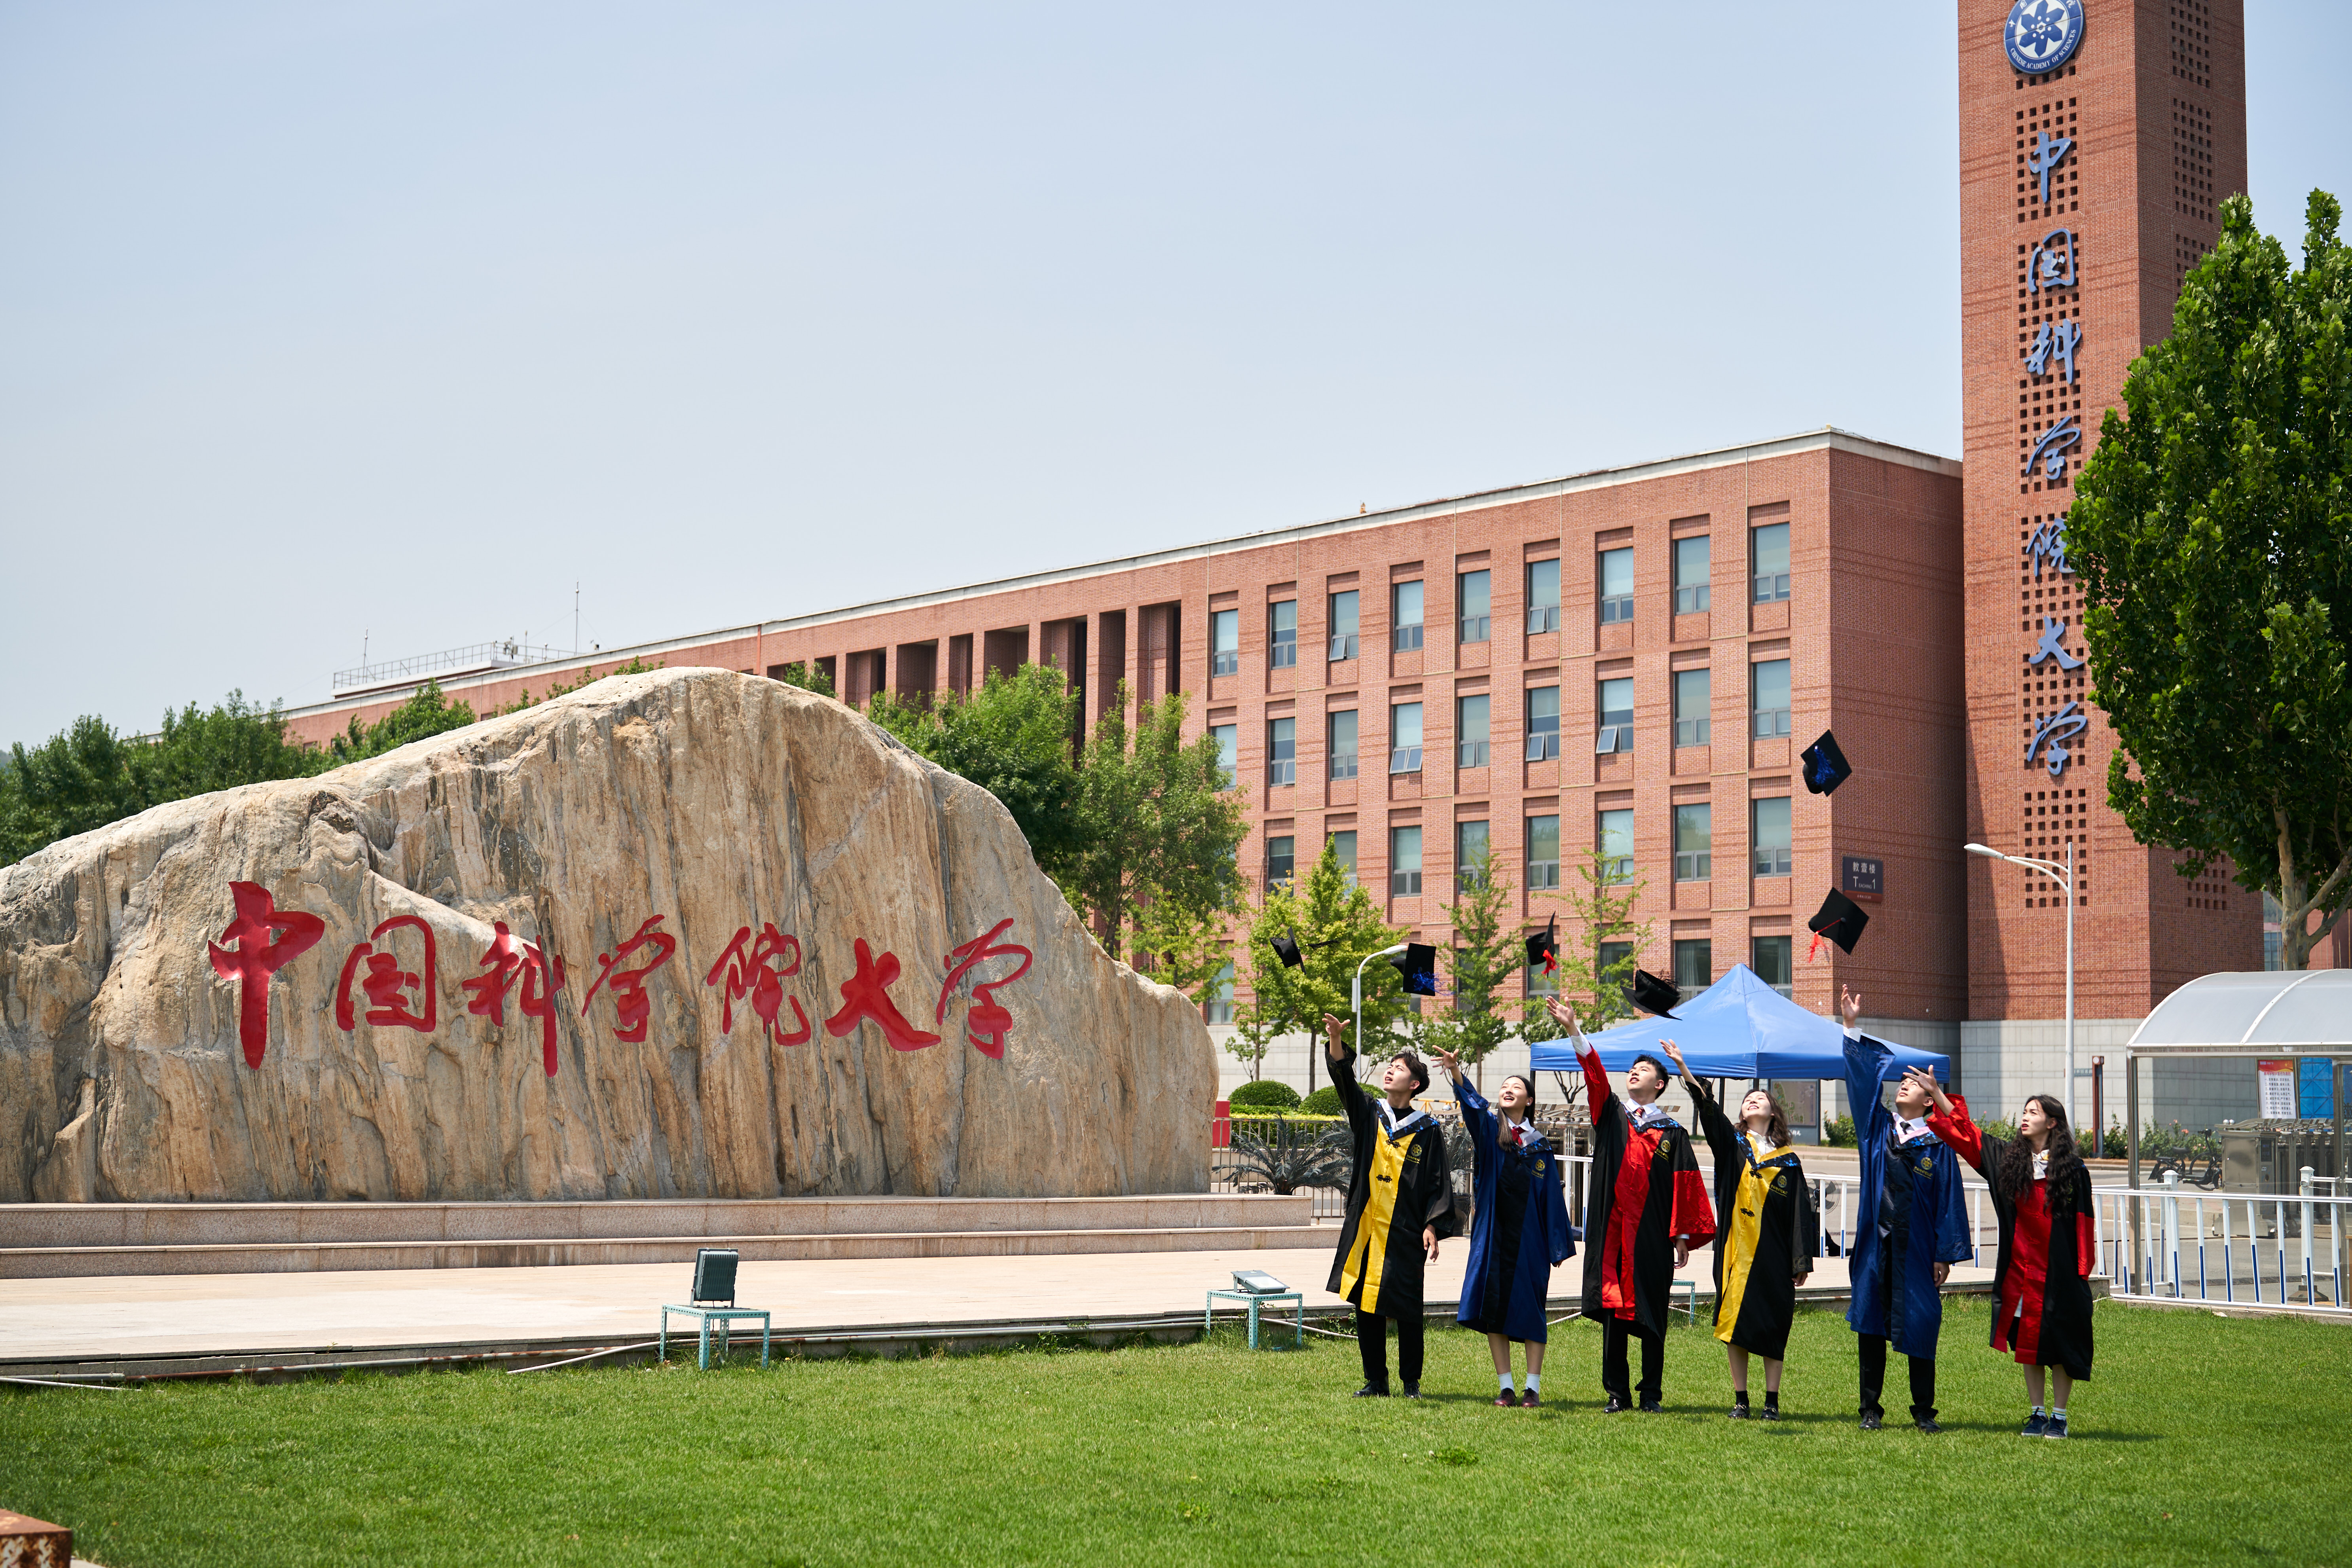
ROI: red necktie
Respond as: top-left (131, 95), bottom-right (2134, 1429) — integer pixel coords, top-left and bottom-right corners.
top-left (1509, 1126), bottom-right (1524, 1147)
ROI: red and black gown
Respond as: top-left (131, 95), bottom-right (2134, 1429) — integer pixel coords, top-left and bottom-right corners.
top-left (1927, 1096), bottom-right (2096, 1379)
top-left (1575, 1043), bottom-right (1716, 1335)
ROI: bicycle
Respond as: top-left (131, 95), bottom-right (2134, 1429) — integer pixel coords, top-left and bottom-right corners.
top-left (2148, 1142), bottom-right (2221, 1191)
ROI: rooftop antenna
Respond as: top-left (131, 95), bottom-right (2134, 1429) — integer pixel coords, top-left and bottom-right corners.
top-left (574, 583), bottom-right (580, 656)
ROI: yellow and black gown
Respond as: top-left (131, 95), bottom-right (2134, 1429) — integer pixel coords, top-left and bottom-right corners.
top-left (1327, 1045), bottom-right (1455, 1316)
top-left (1688, 1079), bottom-right (1816, 1361)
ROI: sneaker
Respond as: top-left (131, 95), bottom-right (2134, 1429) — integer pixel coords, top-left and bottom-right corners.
top-left (1493, 1389), bottom-right (1520, 1408)
top-left (1400, 1384), bottom-right (1421, 1399)
top-left (1603, 1395), bottom-right (1629, 1414)
top-left (1353, 1384), bottom-right (1390, 1398)
top-left (1638, 1399), bottom-right (1662, 1414)
top-left (2021, 1411), bottom-right (2049, 1436)
top-left (1518, 1392), bottom-right (1542, 1409)
top-left (1759, 1405), bottom-right (1781, 1422)
top-left (2045, 1414), bottom-right (2069, 1439)
top-left (1860, 1411), bottom-right (1883, 1431)
top-left (1728, 1403), bottom-right (1751, 1420)
top-left (1914, 1418), bottom-right (1944, 1434)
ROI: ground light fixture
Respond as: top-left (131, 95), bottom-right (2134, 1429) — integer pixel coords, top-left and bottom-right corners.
top-left (1966, 840), bottom-right (2078, 1132)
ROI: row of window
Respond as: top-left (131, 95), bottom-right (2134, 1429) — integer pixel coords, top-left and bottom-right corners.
top-left (1261, 800), bottom-right (1796, 895)
top-left (1206, 525), bottom-right (1796, 674)
top-left (1210, 661), bottom-right (1795, 781)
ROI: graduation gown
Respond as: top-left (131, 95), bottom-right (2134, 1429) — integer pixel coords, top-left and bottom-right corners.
top-left (1688, 1079), bottom-right (1815, 1361)
top-left (1575, 1044), bottom-right (1716, 1337)
top-left (1454, 1080), bottom-right (1577, 1342)
top-left (1840, 1030), bottom-right (1972, 1359)
top-left (1929, 1097), bottom-right (2096, 1379)
top-left (1326, 1045), bottom-right (1455, 1316)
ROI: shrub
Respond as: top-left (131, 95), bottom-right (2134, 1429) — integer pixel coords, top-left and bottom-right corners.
top-left (1824, 1115), bottom-right (1857, 1148)
top-left (2103, 1122), bottom-right (2129, 1158)
top-left (1229, 1080), bottom-right (1301, 1111)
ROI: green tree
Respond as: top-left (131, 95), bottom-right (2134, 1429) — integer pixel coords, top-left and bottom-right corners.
top-left (2070, 191), bottom-right (2352, 967)
top-left (1229, 838), bottom-right (1410, 1092)
top-left (1541, 844), bottom-right (1655, 1034)
top-left (132, 692), bottom-right (331, 799)
top-left (1063, 685), bottom-right (1248, 970)
top-left (771, 660), bottom-right (836, 699)
top-left (328, 681), bottom-right (479, 763)
top-left (869, 665), bottom-right (1083, 880)
top-left (1411, 844), bottom-right (1525, 1088)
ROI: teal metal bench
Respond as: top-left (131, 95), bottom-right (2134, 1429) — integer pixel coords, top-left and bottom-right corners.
top-left (659, 1248), bottom-right (771, 1369)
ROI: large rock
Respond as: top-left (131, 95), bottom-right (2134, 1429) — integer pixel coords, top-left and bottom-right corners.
top-left (0, 671), bottom-right (1214, 1202)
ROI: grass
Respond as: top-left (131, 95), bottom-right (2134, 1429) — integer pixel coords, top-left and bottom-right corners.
top-left (4, 1301), bottom-right (2348, 1568)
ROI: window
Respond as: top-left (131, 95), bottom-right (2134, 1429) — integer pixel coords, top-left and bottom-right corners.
top-left (1204, 960), bottom-right (1235, 1025)
top-left (1266, 834), bottom-right (1296, 887)
top-left (1392, 581), bottom-right (1424, 651)
top-left (1672, 937), bottom-right (1713, 993)
top-left (1527, 814), bottom-right (1560, 890)
top-left (1268, 716), bottom-right (1296, 787)
top-left (1330, 830), bottom-right (1358, 889)
top-left (1752, 522), bottom-right (1791, 603)
top-left (1599, 548), bottom-right (1633, 624)
top-left (1596, 676), bottom-right (1633, 754)
top-left (1210, 609), bottom-right (1239, 677)
top-left (1525, 954), bottom-right (1558, 997)
top-left (1752, 934), bottom-right (1792, 999)
top-left (1269, 601), bottom-right (1298, 669)
top-left (1329, 590), bottom-right (1360, 662)
top-left (1526, 559), bottom-right (1561, 633)
top-left (1752, 796), bottom-right (1791, 877)
top-left (1390, 825), bottom-right (1423, 896)
top-left (1751, 659), bottom-right (1791, 739)
top-left (1457, 569), bottom-right (1491, 645)
top-left (1210, 724), bottom-right (1237, 786)
top-left (1673, 668), bottom-right (1711, 747)
top-left (1674, 803), bottom-right (1713, 881)
top-left (1600, 808), bottom-right (1634, 884)
top-left (1598, 939), bottom-right (1634, 989)
top-left (1456, 693), bottom-right (1490, 767)
top-left (1456, 820), bottom-right (1490, 890)
top-left (1329, 709), bottom-right (1359, 779)
top-left (1389, 702), bottom-right (1423, 774)
top-left (1673, 536), bottom-right (1711, 614)
top-left (1525, 684), bottom-right (1560, 760)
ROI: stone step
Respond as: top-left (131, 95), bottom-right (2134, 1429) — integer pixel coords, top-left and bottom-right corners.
top-left (0, 1222), bottom-right (1328, 1278)
top-left (0, 1193), bottom-right (1307, 1251)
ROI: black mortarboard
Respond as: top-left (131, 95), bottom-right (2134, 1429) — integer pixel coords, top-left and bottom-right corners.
top-left (1627, 968), bottom-right (1680, 1019)
top-left (1808, 889), bottom-right (1870, 956)
top-left (1389, 942), bottom-right (1438, 996)
top-left (1524, 915), bottom-right (1557, 976)
top-left (1270, 932), bottom-right (1303, 969)
top-left (1801, 730), bottom-right (1851, 795)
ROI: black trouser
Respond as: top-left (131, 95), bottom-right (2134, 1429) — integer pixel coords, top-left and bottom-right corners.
top-left (1601, 1318), bottom-right (1665, 1403)
top-left (1857, 1334), bottom-right (1937, 1422)
top-left (1355, 1309), bottom-right (1423, 1389)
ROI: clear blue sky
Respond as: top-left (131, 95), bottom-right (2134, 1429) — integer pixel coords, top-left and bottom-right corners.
top-left (4, 2), bottom-right (2346, 748)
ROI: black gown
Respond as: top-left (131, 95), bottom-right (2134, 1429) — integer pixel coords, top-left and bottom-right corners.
top-left (1326, 1045), bottom-right (1455, 1316)
top-left (1930, 1096), bottom-right (2096, 1379)
top-left (1688, 1079), bottom-right (1816, 1361)
top-left (1575, 1046), bottom-right (1716, 1336)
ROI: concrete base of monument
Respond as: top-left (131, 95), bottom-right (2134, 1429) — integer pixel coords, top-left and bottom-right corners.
top-left (0, 1194), bottom-right (1315, 1280)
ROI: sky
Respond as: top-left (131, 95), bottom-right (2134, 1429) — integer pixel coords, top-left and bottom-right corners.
top-left (3, 2), bottom-right (2347, 749)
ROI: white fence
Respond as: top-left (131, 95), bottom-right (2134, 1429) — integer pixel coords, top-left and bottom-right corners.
top-left (2097, 1171), bottom-right (2347, 1313)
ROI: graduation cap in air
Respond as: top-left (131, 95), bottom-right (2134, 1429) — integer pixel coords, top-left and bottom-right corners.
top-left (1389, 942), bottom-right (1439, 996)
top-left (1800, 730), bottom-right (1852, 796)
top-left (1626, 968), bottom-right (1680, 1019)
top-left (1808, 888), bottom-right (1870, 958)
top-left (1270, 932), bottom-right (1303, 969)
top-left (1524, 914), bottom-right (1558, 976)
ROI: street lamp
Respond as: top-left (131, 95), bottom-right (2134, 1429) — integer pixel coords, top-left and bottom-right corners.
top-left (1352, 944), bottom-right (1409, 1066)
top-left (1967, 839), bottom-right (2077, 1130)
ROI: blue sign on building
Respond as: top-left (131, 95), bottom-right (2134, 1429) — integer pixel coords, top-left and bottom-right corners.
top-left (2300, 1058), bottom-right (2335, 1120)
top-left (2005, 0), bottom-right (2086, 76)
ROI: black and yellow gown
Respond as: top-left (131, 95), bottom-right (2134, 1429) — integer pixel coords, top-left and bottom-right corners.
top-left (1688, 1079), bottom-right (1816, 1361)
top-left (1326, 1044), bottom-right (1455, 1316)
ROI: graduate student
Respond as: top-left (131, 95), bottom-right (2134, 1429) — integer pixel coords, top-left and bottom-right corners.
top-left (1908, 1070), bottom-right (2096, 1438)
top-left (1660, 1040), bottom-right (1815, 1420)
top-left (1321, 1013), bottom-right (1454, 1398)
top-left (1543, 997), bottom-right (1715, 1413)
top-left (1430, 1047), bottom-right (1576, 1408)
top-left (1837, 986), bottom-right (1973, 1432)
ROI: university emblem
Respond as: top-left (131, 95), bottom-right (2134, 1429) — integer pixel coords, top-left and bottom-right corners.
top-left (2005, 0), bottom-right (2085, 76)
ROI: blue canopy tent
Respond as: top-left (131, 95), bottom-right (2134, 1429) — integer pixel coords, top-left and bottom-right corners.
top-left (1527, 964), bottom-right (1951, 1082)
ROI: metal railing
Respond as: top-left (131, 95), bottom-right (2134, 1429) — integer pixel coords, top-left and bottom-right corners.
top-left (2099, 1173), bottom-right (2348, 1312)
top-left (332, 640), bottom-right (569, 691)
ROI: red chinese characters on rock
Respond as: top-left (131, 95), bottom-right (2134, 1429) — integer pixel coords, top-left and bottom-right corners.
top-left (704, 923), bottom-right (813, 1046)
top-left (580, 915), bottom-right (677, 1045)
top-left (823, 937), bottom-right (941, 1051)
top-left (462, 921), bottom-right (567, 1077)
top-left (935, 918), bottom-right (1034, 1059)
top-left (334, 915), bottom-right (438, 1035)
top-left (208, 881), bottom-right (327, 1068)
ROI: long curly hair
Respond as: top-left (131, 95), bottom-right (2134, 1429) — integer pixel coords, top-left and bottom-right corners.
top-left (1997, 1094), bottom-right (2084, 1211)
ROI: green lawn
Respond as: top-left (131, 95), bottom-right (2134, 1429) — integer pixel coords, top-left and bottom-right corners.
top-left (4, 1301), bottom-right (2346, 1568)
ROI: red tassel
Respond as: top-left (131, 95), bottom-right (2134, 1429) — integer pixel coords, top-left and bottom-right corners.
top-left (1806, 930), bottom-right (1824, 962)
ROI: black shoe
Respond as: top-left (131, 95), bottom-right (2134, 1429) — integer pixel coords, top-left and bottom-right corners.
top-left (2021, 1411), bottom-right (2049, 1436)
top-left (1759, 1405), bottom-right (1781, 1422)
top-left (1915, 1418), bottom-right (1944, 1434)
top-left (1400, 1384), bottom-right (1421, 1399)
top-left (1603, 1395), bottom-right (1629, 1414)
top-left (1860, 1411), bottom-right (1883, 1431)
top-left (1638, 1399), bottom-right (1662, 1414)
top-left (1728, 1403), bottom-right (1751, 1420)
top-left (1353, 1384), bottom-right (1390, 1398)
top-left (2045, 1414), bottom-right (2069, 1439)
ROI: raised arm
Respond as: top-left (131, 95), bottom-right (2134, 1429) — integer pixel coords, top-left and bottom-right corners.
top-left (1546, 997), bottom-right (1615, 1122)
top-left (1323, 1014), bottom-right (1370, 1134)
top-left (1447, 1054), bottom-right (1497, 1144)
top-left (1836, 986), bottom-right (1892, 1142)
top-left (1918, 1078), bottom-right (1989, 1177)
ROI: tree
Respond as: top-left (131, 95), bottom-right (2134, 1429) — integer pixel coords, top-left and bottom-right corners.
top-left (2070, 191), bottom-right (2352, 967)
top-left (1542, 844), bottom-right (1655, 1033)
top-left (1063, 685), bottom-right (1249, 972)
top-left (1411, 844), bottom-right (1525, 1088)
top-left (771, 660), bottom-right (835, 699)
top-left (869, 664), bottom-right (1083, 881)
top-left (1230, 838), bottom-right (1411, 1091)
top-left (328, 681), bottom-right (479, 762)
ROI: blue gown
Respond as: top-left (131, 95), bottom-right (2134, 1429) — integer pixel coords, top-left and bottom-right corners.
top-left (1841, 1030), bottom-right (1972, 1359)
top-left (1453, 1081), bottom-right (1577, 1342)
